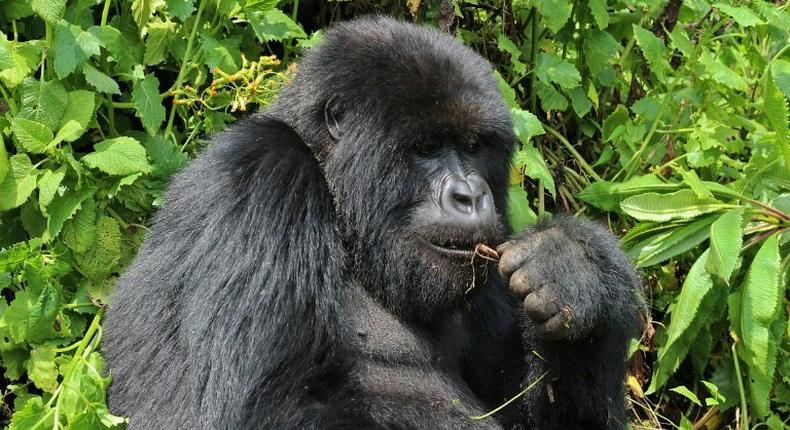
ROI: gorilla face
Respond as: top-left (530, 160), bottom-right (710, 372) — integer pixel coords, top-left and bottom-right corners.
top-left (274, 18), bottom-right (515, 321)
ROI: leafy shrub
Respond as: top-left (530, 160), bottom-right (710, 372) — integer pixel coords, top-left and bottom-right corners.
top-left (0, 0), bottom-right (788, 428)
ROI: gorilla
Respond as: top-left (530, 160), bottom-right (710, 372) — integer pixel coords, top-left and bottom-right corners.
top-left (104, 17), bottom-right (641, 430)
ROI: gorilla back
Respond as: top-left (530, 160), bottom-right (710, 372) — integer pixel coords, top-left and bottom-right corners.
top-left (104, 17), bottom-right (640, 430)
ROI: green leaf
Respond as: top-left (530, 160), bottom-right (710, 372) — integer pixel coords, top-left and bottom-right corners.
top-left (132, 74), bottom-right (166, 135)
top-left (511, 108), bottom-right (544, 143)
top-left (535, 0), bottom-right (571, 33)
top-left (568, 86), bottom-right (592, 117)
top-left (7, 397), bottom-right (53, 430)
top-left (764, 68), bottom-right (790, 153)
top-left (201, 34), bottom-right (242, 74)
top-left (17, 78), bottom-right (69, 131)
top-left (166, 0), bottom-right (195, 21)
top-left (670, 386), bottom-right (702, 406)
top-left (0, 39), bottom-right (44, 89)
top-left (82, 63), bottom-right (121, 94)
top-left (536, 53), bottom-right (581, 90)
top-left (82, 137), bottom-right (152, 176)
top-left (633, 25), bottom-right (668, 81)
top-left (31, 0), bottom-right (65, 23)
top-left (11, 117), bottom-right (53, 154)
top-left (61, 197), bottom-right (97, 254)
top-left (59, 90), bottom-right (96, 139)
top-left (577, 175), bottom-right (670, 211)
top-left (144, 18), bottom-right (176, 65)
top-left (131, 0), bottom-right (154, 32)
top-left (0, 135), bottom-right (9, 183)
top-left (507, 185), bottom-right (537, 232)
top-left (53, 21), bottom-right (103, 79)
top-left (705, 208), bottom-right (744, 284)
top-left (716, 4), bottom-right (764, 27)
top-left (677, 168), bottom-right (713, 199)
top-left (75, 216), bottom-right (122, 280)
top-left (513, 144), bottom-right (556, 198)
top-left (620, 189), bottom-right (729, 222)
top-left (771, 59), bottom-right (790, 100)
top-left (634, 215), bottom-right (716, 267)
top-left (587, 0), bottom-right (608, 29)
top-left (497, 35), bottom-right (526, 75)
top-left (700, 50), bottom-right (748, 92)
top-left (246, 8), bottom-right (306, 42)
top-left (738, 235), bottom-right (782, 418)
top-left (535, 81), bottom-right (568, 111)
top-left (583, 30), bottom-right (618, 85)
top-left (37, 167), bottom-right (66, 211)
top-left (648, 250), bottom-right (717, 392)
top-left (0, 154), bottom-right (39, 211)
top-left (27, 345), bottom-right (58, 393)
top-left (45, 186), bottom-right (95, 241)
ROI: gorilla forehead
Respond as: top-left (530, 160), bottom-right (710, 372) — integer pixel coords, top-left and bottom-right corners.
top-left (277, 16), bottom-right (512, 145)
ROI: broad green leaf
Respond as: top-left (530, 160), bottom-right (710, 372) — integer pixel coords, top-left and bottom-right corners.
top-left (0, 154), bottom-right (39, 211)
top-left (568, 86), bottom-right (592, 117)
top-left (0, 135), bottom-right (9, 183)
top-left (507, 185), bottom-right (537, 232)
top-left (536, 53), bottom-right (581, 90)
top-left (7, 397), bottom-right (53, 430)
top-left (144, 18), bottom-right (176, 65)
top-left (587, 0), bottom-right (608, 29)
top-left (764, 69), bottom-right (790, 152)
top-left (700, 50), bottom-right (748, 92)
top-left (76, 216), bottom-right (122, 280)
top-left (201, 34), bottom-right (242, 74)
top-left (82, 137), bottom-right (152, 176)
top-left (706, 208), bottom-right (744, 283)
top-left (132, 74), bottom-right (166, 136)
top-left (53, 21), bottom-right (103, 79)
top-left (0, 39), bottom-right (44, 89)
top-left (30, 0), bottom-right (65, 23)
top-left (677, 168), bottom-right (713, 199)
top-left (535, 0), bottom-right (571, 33)
top-left (739, 235), bottom-right (782, 418)
top-left (583, 30), bottom-right (618, 85)
top-left (620, 189), bottom-right (730, 222)
top-left (670, 386), bottom-right (701, 406)
top-left (166, 0), bottom-right (195, 21)
top-left (535, 81), bottom-right (568, 111)
top-left (61, 197), bottom-right (97, 254)
top-left (246, 8), bottom-right (306, 42)
top-left (511, 108), bottom-right (544, 143)
top-left (17, 78), bottom-right (69, 131)
top-left (27, 345), bottom-right (57, 393)
top-left (131, 0), bottom-right (154, 32)
top-left (82, 63), bottom-right (121, 94)
top-left (3, 275), bottom-right (63, 343)
top-left (10, 117), bottom-right (53, 154)
top-left (59, 90), bottom-right (96, 139)
top-left (634, 215), bottom-right (716, 267)
top-left (633, 25), bottom-right (668, 82)
top-left (45, 186), bottom-right (95, 241)
top-left (716, 4), bottom-right (764, 27)
top-left (577, 175), bottom-right (670, 211)
top-left (52, 120), bottom-right (85, 147)
top-left (497, 35), bottom-right (526, 75)
top-left (772, 59), bottom-right (790, 100)
top-left (37, 167), bottom-right (66, 211)
top-left (513, 144), bottom-right (556, 198)
top-left (648, 250), bottom-right (717, 392)
top-left (668, 26), bottom-right (694, 58)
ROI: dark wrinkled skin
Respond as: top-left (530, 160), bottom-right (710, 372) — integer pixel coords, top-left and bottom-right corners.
top-left (104, 17), bottom-right (642, 430)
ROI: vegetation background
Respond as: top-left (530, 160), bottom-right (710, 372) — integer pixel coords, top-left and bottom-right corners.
top-left (0, 0), bottom-right (787, 428)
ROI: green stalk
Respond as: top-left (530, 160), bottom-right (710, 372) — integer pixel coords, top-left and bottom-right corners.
top-left (544, 125), bottom-right (603, 182)
top-left (164, 0), bottom-right (208, 140)
top-left (731, 343), bottom-right (749, 430)
top-left (529, 7), bottom-right (538, 114)
top-left (101, 0), bottom-right (112, 27)
top-left (0, 83), bottom-right (18, 115)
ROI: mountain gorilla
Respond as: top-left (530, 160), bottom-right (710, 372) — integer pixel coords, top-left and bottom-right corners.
top-left (104, 17), bottom-right (641, 430)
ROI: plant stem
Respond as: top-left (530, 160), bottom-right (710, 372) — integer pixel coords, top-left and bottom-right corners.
top-left (731, 343), bottom-right (749, 430)
top-left (101, 0), bottom-right (112, 27)
top-left (544, 125), bottom-right (603, 182)
top-left (529, 7), bottom-right (538, 114)
top-left (164, 0), bottom-right (208, 141)
top-left (0, 82), bottom-right (18, 115)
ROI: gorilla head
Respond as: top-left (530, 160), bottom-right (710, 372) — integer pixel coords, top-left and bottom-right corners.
top-left (273, 18), bottom-right (515, 322)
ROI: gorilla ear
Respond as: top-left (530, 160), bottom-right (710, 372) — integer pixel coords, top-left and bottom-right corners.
top-left (324, 95), bottom-right (343, 141)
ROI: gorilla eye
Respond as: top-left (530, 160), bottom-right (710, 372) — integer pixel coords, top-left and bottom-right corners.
top-left (464, 141), bottom-right (481, 153)
top-left (416, 141), bottom-right (441, 157)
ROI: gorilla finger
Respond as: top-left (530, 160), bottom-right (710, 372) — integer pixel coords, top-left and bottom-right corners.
top-left (509, 266), bottom-right (533, 297)
top-left (536, 306), bottom-right (573, 341)
top-left (495, 240), bottom-right (516, 256)
top-left (497, 246), bottom-right (526, 280)
top-left (522, 286), bottom-right (559, 323)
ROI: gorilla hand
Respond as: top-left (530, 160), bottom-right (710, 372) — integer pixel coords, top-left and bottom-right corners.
top-left (496, 216), bottom-right (639, 342)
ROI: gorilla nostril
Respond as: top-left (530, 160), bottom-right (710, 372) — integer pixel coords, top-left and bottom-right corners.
top-left (452, 193), bottom-right (474, 212)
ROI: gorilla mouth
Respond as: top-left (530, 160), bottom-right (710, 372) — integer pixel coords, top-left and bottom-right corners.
top-left (426, 241), bottom-right (478, 259)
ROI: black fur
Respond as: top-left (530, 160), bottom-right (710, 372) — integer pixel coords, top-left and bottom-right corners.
top-left (104, 17), bottom-right (641, 430)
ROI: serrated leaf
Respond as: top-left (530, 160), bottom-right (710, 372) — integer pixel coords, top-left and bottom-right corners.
top-left (738, 235), bottom-right (781, 418)
top-left (535, 81), bottom-right (568, 111)
top-left (37, 167), bottom-right (66, 211)
top-left (700, 50), bottom-right (748, 92)
top-left (131, 0), bottom-right (154, 32)
top-left (511, 108), bottom-right (544, 143)
top-left (677, 168), bottom-right (713, 199)
top-left (166, 0), bottom-right (195, 21)
top-left (0, 155), bottom-right (39, 211)
top-left (497, 35), bottom-right (526, 75)
top-left (588, 0), bottom-right (608, 29)
top-left (635, 215), bottom-right (716, 267)
top-left (716, 4), bottom-right (764, 27)
top-left (246, 8), bottom-right (306, 42)
top-left (536, 53), bottom-right (581, 90)
top-left (0, 39), bottom-right (44, 89)
top-left (27, 345), bottom-right (58, 393)
top-left (648, 250), bottom-right (717, 392)
top-left (568, 86), bottom-right (592, 117)
top-left (621, 189), bottom-right (729, 222)
top-left (59, 90), bottom-right (96, 139)
top-left (577, 175), bottom-right (671, 211)
top-left (31, 0), bottom-right (65, 23)
top-left (633, 25), bottom-right (668, 82)
top-left (584, 30), bottom-right (618, 85)
top-left (513, 144), bottom-right (556, 198)
top-left (51, 120), bottom-right (84, 147)
top-left (0, 135), bottom-right (9, 183)
top-left (201, 34), bottom-right (242, 74)
top-left (670, 386), bottom-right (701, 406)
top-left (45, 186), bottom-right (95, 241)
top-left (535, 0), bottom-right (571, 33)
top-left (772, 59), bottom-right (790, 100)
top-left (17, 78), bottom-right (69, 131)
top-left (764, 69), bottom-right (790, 152)
top-left (11, 117), bottom-right (53, 154)
top-left (144, 19), bottom-right (176, 65)
top-left (7, 397), bottom-right (53, 430)
top-left (706, 208), bottom-right (744, 283)
top-left (62, 197), bottom-right (96, 254)
top-left (132, 74), bottom-right (166, 135)
top-left (82, 63), bottom-right (121, 94)
top-left (82, 137), bottom-right (152, 176)
top-left (76, 216), bottom-right (122, 280)
top-left (53, 21), bottom-right (103, 79)
top-left (508, 185), bottom-right (537, 232)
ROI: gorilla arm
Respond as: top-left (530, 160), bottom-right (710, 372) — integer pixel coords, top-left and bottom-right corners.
top-left (104, 116), bottom-right (372, 429)
top-left (496, 216), bottom-right (641, 429)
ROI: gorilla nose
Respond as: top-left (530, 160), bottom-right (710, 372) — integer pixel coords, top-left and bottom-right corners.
top-left (440, 174), bottom-right (494, 225)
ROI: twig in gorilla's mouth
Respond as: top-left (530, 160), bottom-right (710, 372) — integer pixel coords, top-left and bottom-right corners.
top-left (472, 244), bottom-right (500, 262)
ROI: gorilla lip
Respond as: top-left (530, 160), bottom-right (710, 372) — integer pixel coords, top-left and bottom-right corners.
top-left (427, 242), bottom-right (477, 258)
